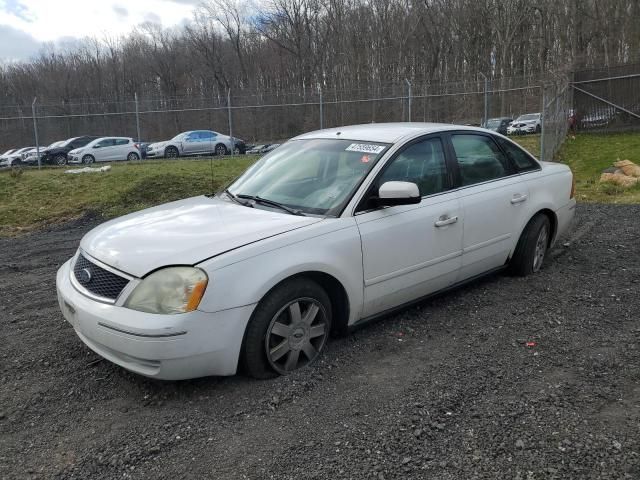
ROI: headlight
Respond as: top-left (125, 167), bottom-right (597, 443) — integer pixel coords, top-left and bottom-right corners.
top-left (124, 267), bottom-right (208, 314)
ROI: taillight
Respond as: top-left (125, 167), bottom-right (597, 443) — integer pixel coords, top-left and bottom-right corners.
top-left (570, 171), bottom-right (576, 199)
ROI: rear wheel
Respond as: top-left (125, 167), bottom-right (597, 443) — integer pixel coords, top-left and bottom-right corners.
top-left (127, 152), bottom-right (140, 161)
top-left (54, 153), bottom-right (67, 166)
top-left (215, 143), bottom-right (228, 156)
top-left (509, 214), bottom-right (551, 276)
top-left (82, 155), bottom-right (95, 165)
top-left (243, 278), bottom-right (332, 379)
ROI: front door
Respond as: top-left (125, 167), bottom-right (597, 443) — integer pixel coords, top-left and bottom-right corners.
top-left (355, 136), bottom-right (463, 318)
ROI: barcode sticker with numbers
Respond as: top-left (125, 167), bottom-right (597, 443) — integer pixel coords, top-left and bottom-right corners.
top-left (345, 143), bottom-right (385, 154)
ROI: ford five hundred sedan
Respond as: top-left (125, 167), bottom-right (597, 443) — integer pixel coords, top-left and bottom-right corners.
top-left (56, 123), bottom-right (576, 380)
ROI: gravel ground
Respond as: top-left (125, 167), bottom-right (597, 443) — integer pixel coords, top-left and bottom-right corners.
top-left (1, 204), bottom-right (639, 480)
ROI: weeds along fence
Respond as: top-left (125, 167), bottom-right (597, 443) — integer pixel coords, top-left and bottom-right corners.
top-left (1, 66), bottom-right (636, 163)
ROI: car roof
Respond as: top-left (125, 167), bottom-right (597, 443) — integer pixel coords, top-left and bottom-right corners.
top-left (293, 122), bottom-right (491, 143)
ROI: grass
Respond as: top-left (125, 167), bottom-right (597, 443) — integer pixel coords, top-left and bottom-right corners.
top-left (554, 132), bottom-right (640, 203)
top-left (1, 132), bottom-right (639, 236)
top-left (0, 156), bottom-right (257, 236)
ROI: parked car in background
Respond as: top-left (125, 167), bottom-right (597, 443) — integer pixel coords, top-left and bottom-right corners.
top-left (262, 143), bottom-right (281, 153)
top-left (0, 148), bottom-right (17, 167)
top-left (41, 136), bottom-right (101, 165)
top-left (68, 137), bottom-right (141, 164)
top-left (246, 144), bottom-right (270, 154)
top-left (0, 147), bottom-right (35, 167)
top-left (146, 130), bottom-right (246, 159)
top-left (483, 117), bottom-right (513, 135)
top-left (507, 113), bottom-right (541, 135)
top-left (579, 108), bottom-right (617, 130)
top-left (134, 142), bottom-right (152, 159)
top-left (56, 123), bottom-right (576, 380)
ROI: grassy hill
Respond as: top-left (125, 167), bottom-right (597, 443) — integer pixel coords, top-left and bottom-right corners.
top-left (1, 132), bottom-right (639, 236)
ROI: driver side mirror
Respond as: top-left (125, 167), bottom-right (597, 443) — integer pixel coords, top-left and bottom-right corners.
top-left (377, 181), bottom-right (421, 206)
top-left (93, 144), bottom-right (100, 149)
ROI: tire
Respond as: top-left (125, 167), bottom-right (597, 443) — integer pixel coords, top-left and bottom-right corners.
top-left (535, 124), bottom-right (541, 134)
top-left (82, 155), bottom-right (95, 165)
top-left (509, 214), bottom-right (551, 277)
top-left (233, 146), bottom-right (241, 155)
top-left (54, 153), bottom-right (67, 166)
top-left (12, 159), bottom-right (23, 167)
top-left (215, 143), bottom-right (228, 156)
top-left (165, 146), bottom-right (179, 159)
top-left (127, 152), bottom-right (140, 161)
top-left (243, 278), bottom-right (332, 379)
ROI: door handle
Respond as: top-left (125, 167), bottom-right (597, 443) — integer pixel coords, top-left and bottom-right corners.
top-left (510, 194), bottom-right (528, 204)
top-left (435, 215), bottom-right (458, 227)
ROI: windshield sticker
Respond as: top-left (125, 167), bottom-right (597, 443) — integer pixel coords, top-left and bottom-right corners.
top-left (360, 154), bottom-right (371, 163)
top-left (346, 143), bottom-right (385, 154)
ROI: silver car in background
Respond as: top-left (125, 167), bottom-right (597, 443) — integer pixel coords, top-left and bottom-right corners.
top-left (146, 130), bottom-right (246, 158)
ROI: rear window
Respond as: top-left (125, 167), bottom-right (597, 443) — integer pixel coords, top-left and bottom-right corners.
top-left (495, 137), bottom-right (540, 172)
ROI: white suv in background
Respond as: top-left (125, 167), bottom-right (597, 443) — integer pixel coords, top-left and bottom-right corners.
top-left (507, 113), bottom-right (542, 135)
top-left (68, 137), bottom-right (141, 164)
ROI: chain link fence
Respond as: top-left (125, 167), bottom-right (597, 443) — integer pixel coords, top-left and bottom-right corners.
top-left (6, 68), bottom-right (637, 164)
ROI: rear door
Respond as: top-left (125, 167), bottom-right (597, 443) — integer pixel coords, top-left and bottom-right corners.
top-left (182, 132), bottom-right (200, 154)
top-left (446, 132), bottom-right (529, 280)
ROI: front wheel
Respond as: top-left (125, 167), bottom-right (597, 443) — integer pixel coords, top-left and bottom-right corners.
top-left (54, 153), bottom-right (67, 166)
top-left (165, 146), bottom-right (179, 159)
top-left (215, 143), bottom-right (228, 156)
top-left (243, 279), bottom-right (332, 379)
top-left (509, 214), bottom-right (551, 276)
top-left (82, 155), bottom-right (95, 165)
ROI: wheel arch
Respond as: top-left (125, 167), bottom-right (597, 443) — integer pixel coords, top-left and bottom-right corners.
top-left (251, 270), bottom-right (351, 337)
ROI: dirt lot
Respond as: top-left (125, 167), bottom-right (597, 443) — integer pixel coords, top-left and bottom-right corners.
top-left (1, 204), bottom-right (639, 480)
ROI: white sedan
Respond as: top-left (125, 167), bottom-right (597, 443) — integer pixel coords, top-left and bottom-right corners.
top-left (56, 123), bottom-right (576, 380)
top-left (68, 137), bottom-right (140, 164)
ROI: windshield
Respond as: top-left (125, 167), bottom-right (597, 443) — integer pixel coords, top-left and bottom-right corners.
top-left (227, 138), bottom-right (389, 216)
top-left (485, 119), bottom-right (502, 127)
top-left (1, 149), bottom-right (14, 156)
top-left (48, 141), bottom-right (63, 148)
top-left (171, 133), bottom-right (187, 142)
top-left (517, 114), bottom-right (539, 121)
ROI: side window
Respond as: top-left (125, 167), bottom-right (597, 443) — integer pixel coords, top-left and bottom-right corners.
top-left (451, 134), bottom-right (512, 186)
top-left (203, 131), bottom-right (215, 139)
top-left (378, 137), bottom-right (448, 197)
top-left (495, 137), bottom-right (540, 172)
top-left (115, 139), bottom-right (129, 146)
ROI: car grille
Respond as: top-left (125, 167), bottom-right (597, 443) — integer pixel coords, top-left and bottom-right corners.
top-left (73, 253), bottom-right (129, 301)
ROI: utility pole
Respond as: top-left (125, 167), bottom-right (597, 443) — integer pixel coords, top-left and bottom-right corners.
top-left (405, 79), bottom-right (412, 122)
top-left (32, 97), bottom-right (40, 169)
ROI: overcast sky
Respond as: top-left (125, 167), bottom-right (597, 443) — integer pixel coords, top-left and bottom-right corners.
top-left (0, 0), bottom-right (201, 62)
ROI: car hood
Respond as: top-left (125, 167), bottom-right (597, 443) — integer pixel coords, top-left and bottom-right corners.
top-left (80, 196), bottom-right (323, 277)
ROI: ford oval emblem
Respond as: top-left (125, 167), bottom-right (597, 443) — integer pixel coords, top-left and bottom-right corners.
top-left (78, 267), bottom-right (92, 285)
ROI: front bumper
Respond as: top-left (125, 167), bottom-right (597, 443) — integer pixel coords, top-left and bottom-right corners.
top-left (67, 154), bottom-right (82, 164)
top-left (56, 259), bottom-right (255, 380)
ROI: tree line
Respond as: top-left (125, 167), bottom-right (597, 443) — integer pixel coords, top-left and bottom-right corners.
top-left (0, 0), bottom-right (638, 146)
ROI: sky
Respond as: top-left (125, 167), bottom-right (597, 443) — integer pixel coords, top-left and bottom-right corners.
top-left (0, 0), bottom-right (201, 62)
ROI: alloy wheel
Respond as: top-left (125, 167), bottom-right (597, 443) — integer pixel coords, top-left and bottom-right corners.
top-left (265, 297), bottom-right (329, 374)
top-left (533, 225), bottom-right (548, 272)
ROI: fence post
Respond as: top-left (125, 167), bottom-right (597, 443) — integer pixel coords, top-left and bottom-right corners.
top-left (134, 92), bottom-right (141, 142)
top-left (478, 72), bottom-right (488, 126)
top-left (540, 84), bottom-right (546, 162)
top-left (405, 79), bottom-right (412, 121)
top-left (31, 97), bottom-right (40, 170)
top-left (319, 86), bottom-right (324, 130)
top-left (227, 89), bottom-right (234, 156)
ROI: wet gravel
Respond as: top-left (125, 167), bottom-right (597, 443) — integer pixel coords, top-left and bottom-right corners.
top-left (1, 203), bottom-right (639, 480)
